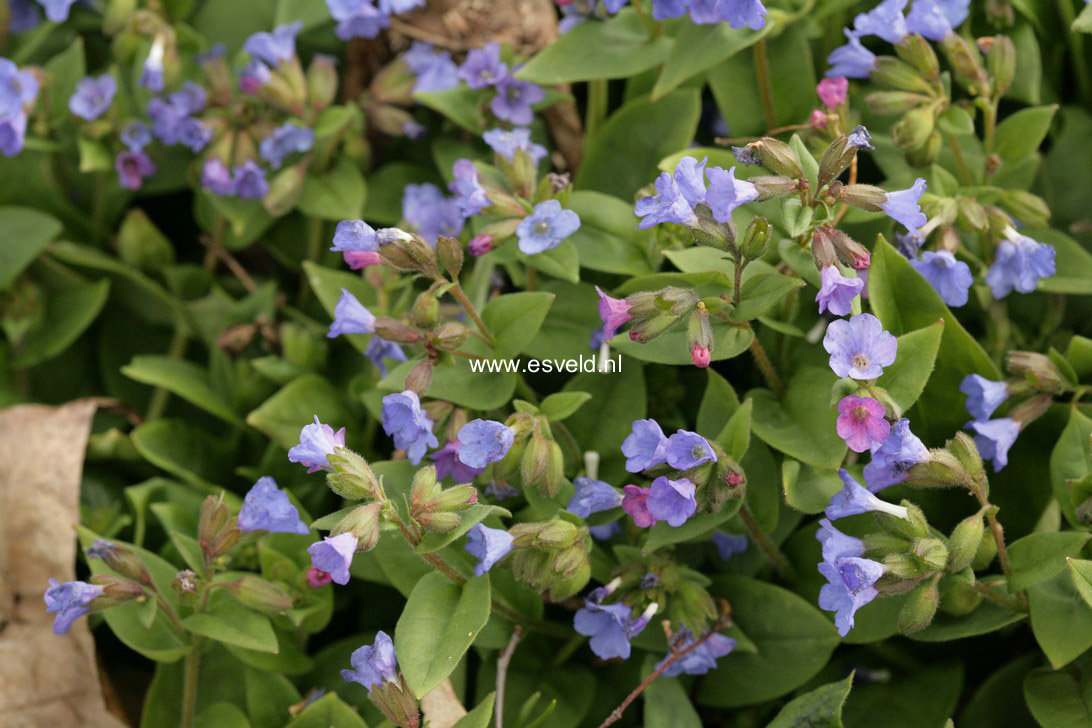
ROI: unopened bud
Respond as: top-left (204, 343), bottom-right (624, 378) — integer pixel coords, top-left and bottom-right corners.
top-left (433, 321), bottom-right (470, 350)
top-left (999, 189), bottom-right (1051, 228)
top-left (229, 575), bottom-right (295, 614)
top-left (956, 196), bottom-right (988, 232)
top-left (906, 448), bottom-right (969, 488)
top-left (307, 54), bottom-right (338, 112)
top-left (333, 503), bottom-right (382, 550)
top-left (436, 236), bottom-right (463, 277)
top-left (546, 558), bottom-right (590, 601)
top-left (410, 465), bottom-right (439, 507)
top-left (751, 138), bottom-right (804, 179)
top-left (835, 183), bottom-right (888, 212)
top-left (898, 577), bottom-right (940, 634)
top-left (468, 234), bottom-right (493, 257)
top-left (373, 318), bottom-right (422, 344)
top-left (326, 447), bottom-right (384, 500)
top-left (871, 56), bottom-right (935, 94)
top-left (946, 507), bottom-right (989, 573)
top-left (521, 434), bottom-right (564, 497)
top-left (88, 540), bottom-right (153, 586)
top-left (379, 242), bottom-right (420, 272)
top-left (866, 91), bottom-right (930, 115)
top-left (1008, 393), bottom-right (1052, 427)
top-left (411, 291), bottom-right (439, 329)
top-left (199, 494), bottom-right (240, 562)
top-left (972, 531), bottom-right (998, 570)
top-left (939, 573), bottom-right (982, 616)
top-left (896, 33), bottom-right (941, 79)
top-left (986, 35), bottom-right (1016, 97)
top-left (93, 575), bottom-right (147, 607)
top-left (687, 306), bottom-right (713, 368)
top-left (811, 226), bottom-right (838, 270)
top-left (828, 227), bottom-right (871, 269)
top-left (947, 432), bottom-right (985, 489)
top-left (818, 135), bottom-right (859, 187)
top-left (893, 107), bottom-right (936, 153)
top-left (263, 164), bottom-right (306, 217)
top-left (416, 511), bottom-right (462, 533)
top-left (904, 130), bottom-right (942, 167)
top-left (749, 176), bottom-right (798, 201)
top-left (628, 314), bottom-right (679, 344)
top-left (940, 33), bottom-right (990, 95)
top-left (427, 484), bottom-right (478, 513)
top-left (740, 216), bottom-right (771, 260)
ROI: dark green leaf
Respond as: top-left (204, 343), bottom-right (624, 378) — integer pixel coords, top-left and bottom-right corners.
top-left (299, 158), bottom-right (367, 221)
top-left (0, 206), bottom-right (62, 289)
top-left (12, 279), bottom-right (110, 368)
top-left (181, 590), bottom-right (279, 653)
top-left (1068, 558), bottom-right (1092, 608)
top-left (874, 321), bottom-right (944, 413)
top-left (652, 18), bottom-right (773, 100)
top-left (482, 291), bottom-right (555, 358)
top-left (730, 272), bottom-right (805, 322)
top-left (566, 191), bottom-right (653, 276)
top-left (749, 368), bottom-right (847, 470)
top-left (994, 105), bottom-right (1058, 161)
top-left (1028, 571), bottom-right (1092, 668)
top-left (453, 692), bottom-right (496, 728)
top-left (1050, 408), bottom-right (1092, 527)
top-left (1024, 666), bottom-right (1092, 728)
top-left (1008, 531), bottom-right (1091, 592)
top-left (122, 355), bottom-right (242, 424)
top-left (766, 674), bottom-right (853, 728)
top-left (246, 374), bottom-right (353, 451)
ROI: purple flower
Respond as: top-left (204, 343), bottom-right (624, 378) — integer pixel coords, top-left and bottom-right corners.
top-left (44, 579), bottom-right (104, 635)
top-left (245, 22), bottom-right (302, 66)
top-left (483, 127), bottom-right (548, 164)
top-left (0, 58), bottom-right (39, 118)
top-left (836, 395), bottom-right (890, 453)
top-left (816, 266), bottom-right (864, 316)
top-left (288, 416), bottom-right (347, 473)
top-left (591, 522), bottom-right (623, 540)
top-left (116, 151), bottom-right (156, 190)
top-left (622, 484), bottom-right (655, 527)
top-left (146, 98), bottom-right (185, 145)
top-left (402, 182), bottom-right (464, 243)
top-left (9, 0), bottom-right (41, 33)
top-left (847, 124), bottom-right (874, 150)
top-left (260, 122), bottom-right (314, 169)
top-left (87, 539), bottom-right (116, 560)
top-left (0, 113), bottom-right (27, 157)
top-left (308, 532), bottom-right (357, 585)
top-left (327, 0), bottom-right (390, 40)
top-left (341, 631), bottom-right (398, 690)
top-left (595, 286), bottom-right (633, 339)
top-left (379, 0), bottom-right (426, 13)
top-left (450, 159), bottom-right (490, 217)
top-left (938, 0), bottom-right (970, 26)
top-left (232, 161), bottom-right (269, 199)
top-left (178, 118), bottom-right (212, 153)
top-left (665, 430), bottom-right (717, 469)
top-left (658, 629), bottom-right (737, 677)
top-left (635, 172), bottom-right (698, 229)
top-left (456, 419), bottom-right (515, 468)
top-left (170, 82), bottom-right (207, 115)
top-left (705, 165), bottom-right (759, 224)
top-left (621, 419), bottom-right (668, 472)
top-left (826, 470), bottom-right (909, 520)
top-left (464, 523), bottom-right (514, 576)
top-left (670, 156), bottom-right (708, 208)
top-left (911, 250), bottom-right (972, 307)
top-left (823, 313), bottom-right (898, 380)
top-left (201, 158), bottom-right (234, 196)
top-left (712, 530), bottom-right (748, 560)
top-left (459, 42), bottom-right (508, 89)
top-left (68, 74), bottom-right (116, 121)
top-left (240, 60), bottom-right (273, 94)
top-left (826, 30), bottom-right (876, 79)
top-left (986, 229), bottom-right (1056, 299)
top-left (430, 440), bottom-right (484, 484)
top-left (516, 200), bottom-right (581, 255)
top-left (328, 289), bottom-right (376, 338)
top-left (404, 42), bottom-right (459, 92)
top-left (141, 37), bottom-right (166, 92)
top-left (120, 121), bottom-right (151, 152)
top-left (881, 178), bottom-right (928, 231)
top-left (366, 337), bottom-right (407, 376)
top-left (573, 592), bottom-right (651, 660)
top-left (863, 418), bottom-right (928, 491)
top-left (491, 76), bottom-right (545, 126)
top-left (968, 417), bottom-right (1020, 472)
top-left (646, 476), bottom-right (697, 527)
top-left (817, 518), bottom-right (884, 636)
top-left (906, 0), bottom-right (954, 40)
top-left (895, 229), bottom-right (925, 259)
top-left (853, 0), bottom-right (908, 44)
top-left (381, 390), bottom-right (439, 465)
top-left (38, 0), bottom-right (77, 22)
top-left (238, 476), bottom-right (309, 534)
top-left (960, 374), bottom-right (1009, 422)
top-left (331, 219), bottom-right (378, 253)
top-left (567, 477), bottom-right (623, 518)
top-left (652, 0), bottom-right (687, 19)
top-left (690, 0), bottom-right (767, 29)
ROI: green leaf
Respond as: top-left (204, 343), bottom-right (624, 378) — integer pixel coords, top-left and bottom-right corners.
top-left (379, 358), bottom-right (516, 411)
top-left (766, 674), bottom-right (853, 728)
top-left (642, 506), bottom-right (742, 556)
top-left (286, 692), bottom-right (370, 728)
top-left (714, 398), bottom-right (752, 461)
top-left (782, 197), bottom-right (815, 239)
top-left (937, 105), bottom-right (976, 135)
top-left (562, 364), bottom-right (646, 483)
top-left (395, 572), bottom-right (491, 698)
top-left (130, 420), bottom-right (231, 491)
top-left (299, 158), bottom-right (367, 221)
top-left (749, 367), bottom-right (847, 470)
top-left (696, 368), bottom-right (741, 438)
top-left (1024, 666), bottom-right (1092, 728)
top-left (643, 655), bottom-right (702, 727)
top-left (417, 504), bottom-right (511, 554)
top-left (1050, 408), bottom-right (1092, 527)
top-left (730, 272), bottom-right (805, 322)
top-left (182, 590), bottom-right (279, 653)
top-left (414, 87), bottom-right (484, 134)
top-left (246, 374), bottom-right (353, 451)
top-left (994, 104), bottom-right (1058, 161)
top-left (610, 320), bottom-right (753, 365)
top-left (44, 39), bottom-right (85, 125)
top-left (516, 9), bottom-right (673, 84)
top-left (1028, 571), bottom-right (1092, 668)
top-left (1076, 2), bottom-right (1092, 32)
top-left (1068, 558), bottom-right (1092, 608)
top-left (539, 391), bottom-right (592, 421)
top-left (525, 281), bottom-right (602, 361)
top-left (522, 240), bottom-right (580, 284)
top-left (169, 531), bottom-right (207, 577)
top-left (842, 662), bottom-right (963, 728)
top-left (1008, 531), bottom-right (1091, 592)
top-left (652, 18), bottom-right (773, 100)
top-left (0, 207), bottom-right (62, 289)
top-left (12, 279), bottom-right (110, 368)
top-left (453, 693), bottom-right (496, 728)
top-left (873, 320), bottom-right (944, 413)
top-left (122, 355), bottom-right (242, 424)
top-left (1028, 228), bottom-right (1092, 295)
top-left (960, 656), bottom-right (1038, 728)
top-left (782, 460), bottom-right (842, 514)
top-left (482, 291), bottom-right (555, 358)
top-left (565, 191), bottom-right (653, 276)
top-left (274, 0), bottom-right (332, 31)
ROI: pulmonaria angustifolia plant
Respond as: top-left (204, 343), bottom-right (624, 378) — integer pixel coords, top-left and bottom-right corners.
top-left (11, 0), bottom-right (1092, 726)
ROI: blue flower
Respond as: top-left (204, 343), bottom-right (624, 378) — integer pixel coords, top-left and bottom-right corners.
top-left (327, 0), bottom-right (390, 40)
top-left (238, 476), bottom-right (309, 534)
top-left (146, 98), bottom-right (186, 145)
top-left (456, 419), bottom-right (515, 469)
top-left (665, 430), bottom-right (717, 469)
top-left (366, 337), bottom-right (406, 376)
top-left (847, 125), bottom-right (874, 149)
top-left (232, 161), bottom-right (269, 199)
top-left (68, 74), bottom-right (116, 121)
top-left (910, 250), bottom-right (973, 307)
top-left (141, 37), bottom-right (166, 91)
top-left (826, 470), bottom-right (909, 520)
top-left (646, 476), bottom-right (697, 527)
top-left (590, 522), bottom-right (623, 540)
top-left (690, 0), bottom-right (767, 29)
top-left (331, 220), bottom-right (379, 253)
top-left (516, 200), bottom-right (581, 255)
top-left (404, 42), bottom-right (459, 93)
top-left (895, 229), bottom-right (925, 259)
top-left (651, 0), bottom-right (687, 20)
top-left (0, 58), bottom-right (39, 118)
top-left (905, 0), bottom-right (953, 40)
top-left (260, 122), bottom-right (314, 169)
top-left (705, 165), bottom-right (759, 223)
top-left (379, 0), bottom-right (426, 12)
top-left (328, 289), bottom-right (376, 338)
top-left (816, 266), bottom-right (864, 316)
top-left (288, 416), bottom-right (347, 473)
top-left (464, 523), bottom-right (514, 576)
top-left (170, 82), bottom-right (207, 115)
top-left (483, 127), bottom-right (548, 164)
top-left (967, 417), bottom-right (1020, 472)
top-left (658, 629), bottom-right (737, 676)
top-left (341, 631), bottom-right (399, 690)
top-left (634, 171), bottom-right (699, 229)
top-left (960, 374), bottom-right (1009, 422)
top-left (621, 419), bottom-right (668, 472)
top-left (116, 151), bottom-right (155, 190)
top-left (816, 518), bottom-right (884, 636)
top-left (459, 42), bottom-right (508, 89)
top-left (201, 158), bottom-right (234, 196)
top-left (853, 0), bottom-right (908, 44)
top-left (863, 418), bottom-right (928, 491)
top-left (573, 595), bottom-right (652, 660)
top-left (308, 532), bottom-right (358, 585)
top-left (381, 390), bottom-right (439, 464)
top-left (44, 579), bottom-right (104, 635)
top-left (121, 120), bottom-right (151, 152)
top-left (881, 178), bottom-right (927, 231)
top-left (712, 531), bottom-right (748, 560)
top-left (826, 30), bottom-right (877, 79)
top-left (986, 229), bottom-right (1056, 299)
top-left (245, 22), bottom-right (302, 66)
top-left (178, 118), bottom-right (211, 153)
top-left (240, 59), bottom-right (273, 94)
top-left (823, 313), bottom-right (898, 380)
top-left (450, 159), bottom-right (490, 218)
top-left (87, 539), bottom-right (117, 560)
top-left (491, 76), bottom-right (545, 126)
top-left (430, 441), bottom-right (484, 484)
top-left (567, 477), bottom-right (623, 518)
top-left (38, 0), bottom-right (76, 22)
top-left (937, 0), bottom-right (970, 26)
top-left (402, 183), bottom-right (464, 243)
top-left (672, 156), bottom-right (708, 208)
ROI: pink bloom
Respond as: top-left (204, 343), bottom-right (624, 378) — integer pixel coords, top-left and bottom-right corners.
top-left (817, 77), bottom-right (848, 108)
top-left (622, 484), bottom-right (655, 528)
top-left (468, 234), bottom-right (494, 256)
top-left (596, 286), bottom-right (633, 339)
top-left (836, 395), bottom-right (890, 453)
top-left (343, 250), bottom-right (382, 269)
top-left (808, 109), bottom-right (829, 130)
top-left (306, 566), bottom-right (333, 588)
top-left (691, 344), bottom-right (711, 368)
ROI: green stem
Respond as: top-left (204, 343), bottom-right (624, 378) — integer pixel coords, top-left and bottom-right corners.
top-left (742, 322), bottom-right (784, 396)
top-left (630, 0), bottom-right (658, 38)
top-left (1056, 0), bottom-right (1092, 105)
top-left (738, 504), bottom-right (795, 580)
top-left (754, 38), bottom-right (777, 130)
top-left (181, 638), bottom-right (202, 728)
top-left (947, 133), bottom-right (974, 185)
top-left (145, 327), bottom-right (188, 421)
top-left (156, 594), bottom-right (187, 637)
top-left (972, 580), bottom-right (1026, 613)
top-left (298, 217), bottom-right (325, 305)
top-left (447, 281), bottom-right (495, 346)
top-left (585, 78), bottom-right (609, 139)
top-left (969, 474), bottom-right (1028, 610)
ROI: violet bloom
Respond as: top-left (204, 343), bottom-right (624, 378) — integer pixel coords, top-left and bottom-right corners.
top-left (905, 0), bottom-right (954, 41)
top-left (826, 30), bottom-right (876, 79)
top-left (232, 161), bottom-right (269, 199)
top-left (863, 418), bottom-right (928, 491)
top-left (404, 42), bottom-right (460, 92)
top-left (341, 631), bottom-right (398, 690)
top-left (705, 165), bottom-right (759, 224)
top-left (516, 200), bottom-right (581, 255)
top-left (960, 374), bottom-right (1009, 422)
top-left (170, 81), bottom-right (207, 115)
top-left (464, 523), bottom-right (514, 576)
top-left (456, 419), bottom-right (515, 469)
top-left (573, 591), bottom-right (652, 660)
top-left (817, 76), bottom-right (848, 108)
top-left (141, 36), bottom-right (165, 92)
top-left (651, 0), bottom-right (687, 19)
top-left (938, 0), bottom-right (970, 27)
top-left (672, 156), bottom-right (708, 208)
top-left (853, 0), bottom-right (908, 44)
top-left (836, 395), bottom-right (890, 453)
top-left (491, 77), bottom-right (545, 126)
top-left (178, 118), bottom-right (211, 153)
top-left (239, 60), bottom-right (273, 94)
top-left (690, 0), bottom-right (767, 30)
top-left (120, 120), bottom-right (151, 152)
top-left (658, 629), bottom-right (737, 677)
top-left (595, 286), bottom-right (632, 339)
top-left (260, 122), bottom-right (314, 169)
top-left (288, 416), bottom-right (346, 472)
top-left (115, 151), bottom-right (156, 190)
top-left (816, 266), bottom-right (864, 316)
top-left (44, 579), bottom-right (103, 635)
top-left (895, 229), bottom-right (925, 259)
top-left (430, 440), bottom-right (484, 484)
top-left (331, 219), bottom-right (381, 269)
top-left (817, 518), bottom-right (884, 636)
top-left (459, 42), bottom-right (508, 89)
top-left (968, 418), bottom-right (1021, 472)
top-left (449, 159), bottom-right (490, 217)
top-left (381, 390), bottom-right (439, 465)
top-left (327, 289), bottom-right (376, 338)
top-left (911, 250), bottom-right (972, 307)
top-left (621, 419), bottom-right (668, 472)
top-left (0, 112), bottom-right (27, 157)
top-left (402, 182), bottom-right (464, 243)
top-left (245, 22), bottom-right (302, 66)
top-left (68, 74), bottom-right (116, 121)
top-left (826, 470), bottom-right (909, 520)
top-left (823, 313), bottom-right (898, 380)
top-left (366, 337), bottom-right (407, 376)
top-left (622, 484), bottom-right (655, 527)
top-left (0, 58), bottom-right (39, 118)
top-left (308, 532), bottom-right (357, 585)
top-left (665, 430), bottom-right (717, 469)
top-left (38, 0), bottom-right (76, 21)
top-left (591, 522), bottom-right (623, 540)
top-left (712, 530), bottom-right (748, 560)
top-left (201, 158), bottom-right (234, 196)
top-left (646, 476), bottom-right (697, 527)
top-left (881, 178), bottom-right (928, 232)
top-left (986, 229), bottom-right (1056, 299)
top-left (9, 0), bottom-right (42, 33)
top-left (146, 98), bottom-right (186, 145)
top-left (238, 476), bottom-right (309, 534)
top-left (635, 172), bottom-right (698, 229)
top-left (483, 127), bottom-right (548, 164)
top-left (327, 0), bottom-right (390, 40)
top-left (567, 477), bottom-right (624, 518)
top-left (847, 125), bottom-right (874, 150)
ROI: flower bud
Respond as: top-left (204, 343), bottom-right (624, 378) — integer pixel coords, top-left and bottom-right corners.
top-left (956, 195), bottom-right (989, 232)
top-left (467, 234), bottom-right (494, 257)
top-left (411, 291), bottom-right (439, 329)
top-left (691, 206), bottom-right (737, 252)
top-left (432, 321), bottom-right (469, 351)
top-left (895, 33), bottom-right (941, 80)
top-left (521, 433), bottom-right (564, 497)
top-left (379, 241), bottom-right (420, 272)
top-left (428, 484), bottom-right (478, 513)
top-left (871, 56), bottom-right (935, 94)
top-left (93, 575), bottom-right (147, 607)
top-left (986, 0), bottom-right (1015, 26)
top-left (370, 58), bottom-right (416, 105)
top-left (672, 580), bottom-right (719, 634)
top-left (373, 318), bottom-right (422, 344)
top-left (750, 138), bottom-right (804, 179)
top-left (999, 189), bottom-right (1051, 228)
top-left (835, 183), bottom-right (888, 212)
top-left (810, 226), bottom-right (838, 270)
top-left (906, 448), bottom-right (969, 488)
top-left (228, 575), bottom-right (295, 614)
top-left (436, 236), bottom-right (464, 278)
top-left (947, 432), bottom-right (985, 490)
top-left (972, 531), bottom-right (998, 570)
top-left (326, 447), bottom-right (384, 500)
top-left (740, 216), bottom-right (771, 260)
top-left (946, 507), bottom-right (988, 573)
top-left (546, 557), bottom-right (590, 601)
top-left (410, 465), bottom-right (439, 508)
top-left (829, 227), bottom-right (871, 269)
top-left (88, 540), bottom-right (153, 586)
top-left (866, 91), bottom-right (930, 115)
top-left (818, 135), bottom-right (859, 188)
top-left (1008, 393), bottom-right (1052, 427)
top-left (940, 33), bottom-right (990, 95)
top-left (628, 314), bottom-right (680, 344)
top-left (416, 511), bottom-right (462, 533)
top-left (334, 502), bottom-right (382, 551)
top-left (939, 573), bottom-right (982, 616)
top-left (914, 536), bottom-right (950, 572)
top-left (749, 176), bottom-right (798, 201)
top-left (986, 35), bottom-right (1017, 97)
top-left (904, 130), bottom-right (942, 167)
top-left (893, 107), bottom-right (936, 153)
top-left (307, 54), bottom-right (338, 113)
top-left (552, 542), bottom-right (587, 578)
top-left (369, 673), bottom-right (421, 728)
top-left (687, 306), bottom-right (713, 368)
top-left (263, 164), bottom-right (306, 217)
top-left (898, 577), bottom-right (940, 635)
top-left (199, 493), bottom-right (240, 562)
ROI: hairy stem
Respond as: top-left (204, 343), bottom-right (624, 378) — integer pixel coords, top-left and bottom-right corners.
top-left (742, 322), bottom-right (784, 396)
top-left (947, 133), bottom-right (974, 185)
top-left (448, 281), bottom-right (495, 346)
top-left (298, 217), bottom-right (325, 305)
top-left (754, 38), bottom-right (777, 130)
top-left (181, 638), bottom-right (202, 728)
top-left (145, 327), bottom-right (188, 421)
top-left (738, 504), bottom-right (795, 580)
top-left (970, 475), bottom-right (1028, 610)
top-left (972, 580), bottom-right (1026, 613)
top-left (495, 625), bottom-right (523, 728)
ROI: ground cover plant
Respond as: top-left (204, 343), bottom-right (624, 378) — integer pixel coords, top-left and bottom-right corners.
top-left (5, 0), bottom-right (1092, 726)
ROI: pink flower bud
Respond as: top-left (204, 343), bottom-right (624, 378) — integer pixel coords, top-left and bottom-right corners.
top-left (343, 250), bottom-right (382, 269)
top-left (468, 234), bottom-right (494, 257)
top-left (306, 566), bottom-right (333, 588)
top-left (808, 109), bottom-right (829, 130)
top-left (817, 77), bottom-right (848, 108)
top-left (691, 344), bottom-right (711, 368)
